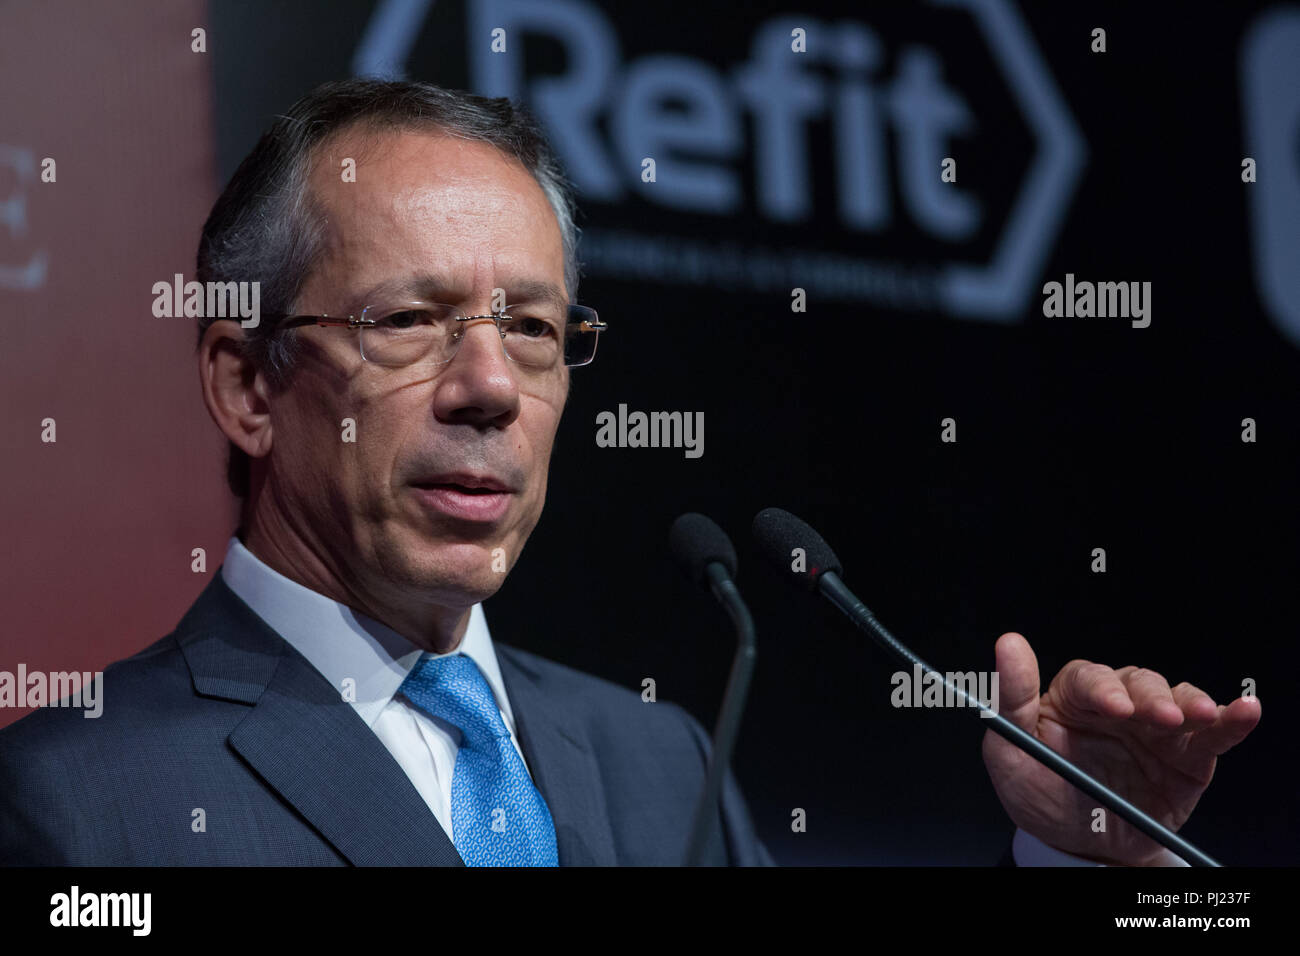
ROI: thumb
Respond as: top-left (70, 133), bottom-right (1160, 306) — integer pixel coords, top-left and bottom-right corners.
top-left (992, 632), bottom-right (1040, 734)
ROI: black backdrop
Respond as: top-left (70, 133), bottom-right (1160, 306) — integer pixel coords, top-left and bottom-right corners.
top-left (209, 0), bottom-right (1298, 864)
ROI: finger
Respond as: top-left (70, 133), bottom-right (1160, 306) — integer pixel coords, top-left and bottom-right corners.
top-left (1169, 681), bottom-right (1218, 731)
top-left (992, 632), bottom-right (1039, 733)
top-left (1053, 660), bottom-right (1134, 721)
top-left (1188, 696), bottom-right (1263, 757)
top-left (1115, 666), bottom-right (1185, 728)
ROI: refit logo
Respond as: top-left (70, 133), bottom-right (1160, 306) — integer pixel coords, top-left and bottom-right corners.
top-left (352, 0), bottom-right (1086, 321)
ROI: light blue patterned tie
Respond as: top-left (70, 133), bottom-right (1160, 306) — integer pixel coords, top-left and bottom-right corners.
top-left (398, 652), bottom-right (559, 866)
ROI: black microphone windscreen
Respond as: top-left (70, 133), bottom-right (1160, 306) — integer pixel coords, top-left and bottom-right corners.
top-left (669, 513), bottom-right (738, 587)
top-left (751, 507), bottom-right (843, 590)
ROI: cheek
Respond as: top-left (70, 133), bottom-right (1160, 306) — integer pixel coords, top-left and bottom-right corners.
top-left (349, 390), bottom-right (420, 496)
top-left (524, 388), bottom-right (562, 445)
top-left (276, 393), bottom-right (337, 472)
top-left (277, 372), bottom-right (373, 494)
top-left (520, 397), bottom-right (563, 506)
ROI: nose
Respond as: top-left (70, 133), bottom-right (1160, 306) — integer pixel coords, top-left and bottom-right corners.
top-left (430, 316), bottom-right (521, 428)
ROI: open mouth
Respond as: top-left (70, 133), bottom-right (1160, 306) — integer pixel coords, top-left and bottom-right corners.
top-left (415, 481), bottom-right (502, 494)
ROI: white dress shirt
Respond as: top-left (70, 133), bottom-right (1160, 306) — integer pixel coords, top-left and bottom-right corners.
top-left (219, 536), bottom-right (1187, 867)
top-left (220, 536), bottom-right (531, 845)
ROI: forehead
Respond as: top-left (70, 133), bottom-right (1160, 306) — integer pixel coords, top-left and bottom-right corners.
top-left (306, 124), bottom-right (565, 303)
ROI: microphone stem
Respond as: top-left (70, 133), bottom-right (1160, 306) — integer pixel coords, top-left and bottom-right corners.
top-left (684, 563), bottom-right (757, 865)
top-left (817, 571), bottom-right (1221, 868)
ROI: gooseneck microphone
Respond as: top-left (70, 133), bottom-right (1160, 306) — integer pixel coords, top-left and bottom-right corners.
top-left (669, 512), bottom-right (757, 866)
top-left (752, 507), bottom-right (1222, 868)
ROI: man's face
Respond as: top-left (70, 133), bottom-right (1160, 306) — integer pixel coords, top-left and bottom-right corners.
top-left (263, 126), bottom-right (569, 618)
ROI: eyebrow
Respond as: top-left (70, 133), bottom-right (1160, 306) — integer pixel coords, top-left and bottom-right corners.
top-left (347, 273), bottom-right (568, 312)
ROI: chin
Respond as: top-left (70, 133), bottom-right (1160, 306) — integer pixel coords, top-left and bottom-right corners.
top-left (371, 513), bottom-right (519, 593)
top-left (389, 541), bottom-right (510, 606)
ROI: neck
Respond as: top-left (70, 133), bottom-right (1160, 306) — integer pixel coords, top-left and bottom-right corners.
top-left (240, 499), bottom-right (471, 654)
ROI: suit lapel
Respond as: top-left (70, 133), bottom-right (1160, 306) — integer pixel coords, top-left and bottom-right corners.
top-left (176, 575), bottom-right (463, 867)
top-left (495, 645), bottom-right (618, 865)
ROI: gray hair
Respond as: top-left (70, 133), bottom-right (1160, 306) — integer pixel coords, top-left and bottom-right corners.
top-left (195, 78), bottom-right (581, 496)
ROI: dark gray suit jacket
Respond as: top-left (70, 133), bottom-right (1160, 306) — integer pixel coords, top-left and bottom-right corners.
top-left (0, 574), bottom-right (773, 866)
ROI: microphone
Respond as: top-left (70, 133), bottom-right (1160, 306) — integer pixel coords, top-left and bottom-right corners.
top-left (669, 513), bottom-right (757, 866)
top-left (752, 507), bottom-right (1222, 868)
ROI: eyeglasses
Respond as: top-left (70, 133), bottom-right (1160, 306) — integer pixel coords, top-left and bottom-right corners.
top-left (259, 300), bottom-right (606, 370)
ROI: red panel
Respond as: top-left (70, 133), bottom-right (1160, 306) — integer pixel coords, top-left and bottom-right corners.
top-left (0, 0), bottom-right (236, 727)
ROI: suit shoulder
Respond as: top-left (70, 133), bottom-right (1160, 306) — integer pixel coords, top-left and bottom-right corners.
top-left (494, 644), bottom-right (707, 744)
top-left (0, 630), bottom-right (193, 755)
top-left (496, 642), bottom-right (634, 699)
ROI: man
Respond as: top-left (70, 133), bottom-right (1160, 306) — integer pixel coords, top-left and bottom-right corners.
top-left (0, 80), bottom-right (1260, 866)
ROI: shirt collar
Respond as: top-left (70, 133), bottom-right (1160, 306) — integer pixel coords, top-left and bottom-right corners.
top-left (219, 536), bottom-right (517, 734)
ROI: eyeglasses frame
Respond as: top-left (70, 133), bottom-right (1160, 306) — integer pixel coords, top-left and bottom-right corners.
top-left (226, 303), bottom-right (607, 369)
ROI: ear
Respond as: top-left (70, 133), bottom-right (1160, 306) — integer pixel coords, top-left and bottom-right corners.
top-left (198, 321), bottom-right (273, 461)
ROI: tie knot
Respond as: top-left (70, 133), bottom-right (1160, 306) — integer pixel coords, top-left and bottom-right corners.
top-left (399, 653), bottom-right (509, 749)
